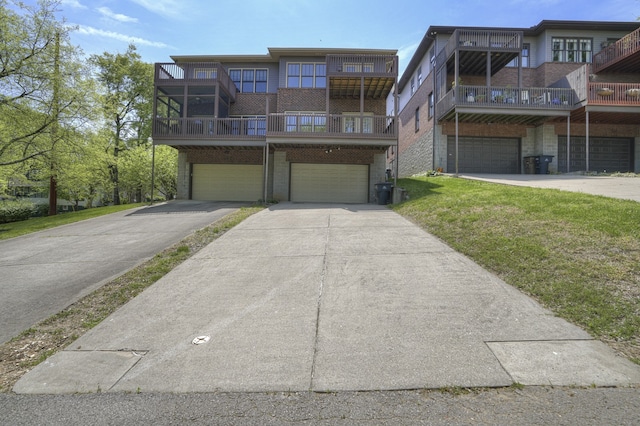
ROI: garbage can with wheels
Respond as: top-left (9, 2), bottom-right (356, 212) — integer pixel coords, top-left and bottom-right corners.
top-left (537, 155), bottom-right (554, 174)
top-left (374, 182), bottom-right (393, 205)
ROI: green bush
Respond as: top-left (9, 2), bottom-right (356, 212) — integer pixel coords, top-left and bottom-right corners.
top-left (0, 200), bottom-right (35, 224)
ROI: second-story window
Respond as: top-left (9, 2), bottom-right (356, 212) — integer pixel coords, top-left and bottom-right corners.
top-left (410, 77), bottom-right (415, 95)
top-left (552, 38), bottom-right (592, 63)
top-left (229, 68), bottom-right (268, 93)
top-left (507, 43), bottom-right (530, 67)
top-left (417, 66), bottom-right (422, 86)
top-left (287, 63), bottom-right (326, 88)
top-left (428, 92), bottom-right (434, 119)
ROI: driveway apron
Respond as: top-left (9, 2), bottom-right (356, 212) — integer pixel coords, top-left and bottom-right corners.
top-left (13, 203), bottom-right (640, 394)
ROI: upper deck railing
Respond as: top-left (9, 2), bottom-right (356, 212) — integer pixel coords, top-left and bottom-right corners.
top-left (435, 29), bottom-right (522, 66)
top-left (593, 27), bottom-right (640, 73)
top-left (326, 54), bottom-right (398, 77)
top-left (588, 82), bottom-right (640, 105)
top-left (155, 62), bottom-right (237, 100)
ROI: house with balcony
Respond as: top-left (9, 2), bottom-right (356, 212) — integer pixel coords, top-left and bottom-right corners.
top-left (152, 48), bottom-right (398, 203)
top-left (392, 20), bottom-right (640, 176)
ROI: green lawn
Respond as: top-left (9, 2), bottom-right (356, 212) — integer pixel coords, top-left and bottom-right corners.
top-left (0, 204), bottom-right (145, 241)
top-left (392, 176), bottom-right (640, 363)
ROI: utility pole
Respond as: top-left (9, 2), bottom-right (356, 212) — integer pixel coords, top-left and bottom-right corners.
top-left (48, 32), bottom-right (60, 216)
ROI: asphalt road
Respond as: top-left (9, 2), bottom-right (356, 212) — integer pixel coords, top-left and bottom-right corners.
top-left (0, 201), bottom-right (245, 344)
top-left (2, 387), bottom-right (640, 425)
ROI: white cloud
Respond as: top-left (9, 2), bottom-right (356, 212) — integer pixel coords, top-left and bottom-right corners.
top-left (60, 0), bottom-right (87, 9)
top-left (97, 7), bottom-right (139, 23)
top-left (130, 0), bottom-right (184, 18)
top-left (76, 25), bottom-right (172, 48)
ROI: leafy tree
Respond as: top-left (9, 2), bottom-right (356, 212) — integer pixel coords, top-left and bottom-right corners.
top-left (90, 45), bottom-right (153, 204)
top-left (153, 145), bottom-right (178, 201)
top-left (0, 0), bottom-right (94, 216)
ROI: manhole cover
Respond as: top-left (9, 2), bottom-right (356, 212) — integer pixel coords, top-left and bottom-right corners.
top-left (192, 335), bottom-right (210, 345)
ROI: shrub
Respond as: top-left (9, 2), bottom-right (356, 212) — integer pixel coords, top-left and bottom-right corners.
top-left (0, 200), bottom-right (35, 224)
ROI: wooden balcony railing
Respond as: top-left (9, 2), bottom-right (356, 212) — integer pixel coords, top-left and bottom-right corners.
top-left (593, 27), bottom-right (640, 73)
top-left (437, 85), bottom-right (576, 119)
top-left (588, 82), bottom-right (640, 105)
top-left (153, 117), bottom-right (266, 140)
top-left (153, 114), bottom-right (398, 140)
top-left (267, 113), bottom-right (396, 139)
top-left (155, 62), bottom-right (237, 101)
top-left (436, 30), bottom-right (522, 66)
top-left (326, 54), bottom-right (397, 77)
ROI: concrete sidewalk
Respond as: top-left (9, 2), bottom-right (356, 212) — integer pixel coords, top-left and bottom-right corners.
top-left (13, 204), bottom-right (640, 394)
top-left (460, 174), bottom-right (640, 202)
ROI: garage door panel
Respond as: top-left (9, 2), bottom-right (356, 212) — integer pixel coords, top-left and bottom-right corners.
top-left (558, 137), bottom-right (632, 173)
top-left (447, 137), bottom-right (520, 174)
top-left (291, 163), bottom-right (368, 203)
top-left (192, 164), bottom-right (262, 201)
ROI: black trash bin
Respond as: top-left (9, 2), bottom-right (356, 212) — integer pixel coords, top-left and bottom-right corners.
top-left (536, 155), bottom-right (554, 174)
top-left (374, 182), bottom-right (393, 205)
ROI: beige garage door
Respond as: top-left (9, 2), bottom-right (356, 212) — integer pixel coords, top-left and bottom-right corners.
top-left (290, 163), bottom-right (369, 203)
top-left (192, 164), bottom-right (262, 201)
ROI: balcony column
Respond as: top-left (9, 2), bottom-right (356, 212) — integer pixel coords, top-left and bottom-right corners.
top-left (360, 76), bottom-right (365, 132)
top-left (586, 110), bottom-right (590, 173)
top-left (566, 116), bottom-right (571, 173)
top-left (455, 111), bottom-right (459, 176)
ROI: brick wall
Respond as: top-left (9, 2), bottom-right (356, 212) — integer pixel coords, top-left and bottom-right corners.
top-left (283, 147), bottom-right (379, 164)
top-left (184, 148), bottom-right (264, 165)
top-left (229, 93), bottom-right (277, 115)
top-left (277, 88), bottom-right (326, 112)
top-left (441, 122), bottom-right (530, 138)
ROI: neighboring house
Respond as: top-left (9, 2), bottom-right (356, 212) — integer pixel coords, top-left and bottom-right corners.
top-left (152, 48), bottom-right (398, 202)
top-left (391, 20), bottom-right (640, 176)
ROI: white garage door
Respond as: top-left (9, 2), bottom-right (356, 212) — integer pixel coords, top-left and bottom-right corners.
top-left (192, 164), bottom-right (262, 201)
top-left (290, 163), bottom-right (369, 203)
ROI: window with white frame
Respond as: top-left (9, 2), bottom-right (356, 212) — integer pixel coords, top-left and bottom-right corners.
top-left (229, 68), bottom-right (268, 93)
top-left (552, 37), bottom-right (592, 63)
top-left (417, 66), bottom-right (422, 86)
top-left (507, 43), bottom-right (530, 67)
top-left (284, 112), bottom-right (326, 132)
top-left (230, 115), bottom-right (266, 135)
top-left (342, 113), bottom-right (373, 133)
top-left (286, 63), bottom-right (326, 88)
top-left (428, 92), bottom-right (434, 119)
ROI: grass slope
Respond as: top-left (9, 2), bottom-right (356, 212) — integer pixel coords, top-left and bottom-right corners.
top-left (392, 176), bottom-right (640, 363)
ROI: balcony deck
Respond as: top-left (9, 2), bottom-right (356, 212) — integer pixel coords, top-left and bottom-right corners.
top-left (593, 27), bottom-right (640, 74)
top-left (155, 62), bottom-right (237, 102)
top-left (326, 54), bottom-right (397, 99)
top-left (152, 114), bottom-right (397, 143)
top-left (437, 85), bottom-right (575, 124)
top-left (436, 30), bottom-right (522, 76)
top-left (587, 82), bottom-right (640, 106)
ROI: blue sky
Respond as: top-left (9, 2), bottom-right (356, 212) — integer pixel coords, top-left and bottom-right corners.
top-left (52, 0), bottom-right (639, 71)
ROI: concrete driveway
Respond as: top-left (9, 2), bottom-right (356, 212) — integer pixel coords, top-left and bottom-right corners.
top-left (460, 174), bottom-right (639, 202)
top-left (14, 203), bottom-right (640, 394)
top-left (0, 201), bottom-right (245, 344)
